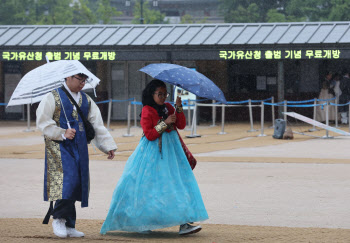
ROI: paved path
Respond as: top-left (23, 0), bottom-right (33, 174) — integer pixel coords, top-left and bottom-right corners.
top-left (195, 136), bottom-right (350, 160)
top-left (1, 158), bottom-right (350, 229)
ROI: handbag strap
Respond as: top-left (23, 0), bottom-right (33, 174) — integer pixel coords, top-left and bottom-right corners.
top-left (61, 86), bottom-right (89, 126)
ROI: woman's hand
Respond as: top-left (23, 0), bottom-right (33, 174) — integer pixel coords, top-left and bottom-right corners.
top-left (176, 96), bottom-right (182, 107)
top-left (164, 114), bottom-right (176, 125)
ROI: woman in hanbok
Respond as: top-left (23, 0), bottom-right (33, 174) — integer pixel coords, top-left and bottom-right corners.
top-left (316, 71), bottom-right (336, 122)
top-left (100, 79), bottom-right (208, 235)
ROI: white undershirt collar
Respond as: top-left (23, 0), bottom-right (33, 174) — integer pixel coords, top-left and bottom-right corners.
top-left (63, 82), bottom-right (81, 105)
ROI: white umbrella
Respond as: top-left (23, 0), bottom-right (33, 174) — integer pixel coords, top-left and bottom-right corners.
top-left (7, 60), bottom-right (100, 107)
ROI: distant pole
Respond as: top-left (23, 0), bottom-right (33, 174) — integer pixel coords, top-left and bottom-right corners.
top-left (140, 0), bottom-right (144, 24)
top-left (277, 60), bottom-right (284, 118)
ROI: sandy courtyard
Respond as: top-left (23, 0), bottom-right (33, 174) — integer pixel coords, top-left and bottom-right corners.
top-left (1, 120), bottom-right (350, 242)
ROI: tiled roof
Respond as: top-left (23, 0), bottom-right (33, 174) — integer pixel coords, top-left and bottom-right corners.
top-left (0, 22), bottom-right (349, 47)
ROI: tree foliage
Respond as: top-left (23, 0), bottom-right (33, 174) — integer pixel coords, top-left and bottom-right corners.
top-left (180, 14), bottom-right (207, 24)
top-left (131, 1), bottom-right (167, 24)
top-left (0, 0), bottom-right (120, 25)
top-left (219, 0), bottom-right (350, 23)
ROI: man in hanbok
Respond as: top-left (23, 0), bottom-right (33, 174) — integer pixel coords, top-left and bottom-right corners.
top-left (36, 73), bottom-right (117, 238)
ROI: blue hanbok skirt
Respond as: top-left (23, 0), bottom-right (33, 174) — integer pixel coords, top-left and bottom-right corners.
top-left (100, 130), bottom-right (208, 234)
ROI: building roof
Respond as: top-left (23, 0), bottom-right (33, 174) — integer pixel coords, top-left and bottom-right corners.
top-left (0, 22), bottom-right (350, 47)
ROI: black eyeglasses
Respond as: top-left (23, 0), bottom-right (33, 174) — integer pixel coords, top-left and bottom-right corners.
top-left (154, 92), bottom-right (170, 98)
top-left (73, 75), bottom-right (86, 84)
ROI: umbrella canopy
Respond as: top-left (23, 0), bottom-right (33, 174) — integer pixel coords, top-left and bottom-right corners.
top-left (7, 60), bottom-right (100, 107)
top-left (139, 63), bottom-right (227, 104)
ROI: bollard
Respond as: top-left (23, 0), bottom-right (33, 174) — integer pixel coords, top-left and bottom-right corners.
top-left (335, 99), bottom-right (338, 128)
top-left (186, 102), bottom-right (201, 138)
top-left (218, 103), bottom-right (227, 135)
top-left (247, 99), bottom-right (258, 132)
top-left (106, 99), bottom-right (112, 131)
top-left (132, 98), bottom-right (138, 128)
top-left (123, 101), bottom-right (134, 137)
top-left (348, 104), bottom-right (350, 133)
top-left (309, 98), bottom-right (318, 132)
top-left (258, 101), bottom-right (267, 137)
top-left (284, 100), bottom-right (287, 122)
top-left (270, 96), bottom-right (275, 128)
top-left (24, 104), bottom-right (34, 132)
top-left (210, 100), bottom-right (217, 127)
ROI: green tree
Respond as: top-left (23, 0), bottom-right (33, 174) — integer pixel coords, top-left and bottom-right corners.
top-left (0, 0), bottom-right (121, 25)
top-left (71, 0), bottom-right (97, 24)
top-left (96, 0), bottom-right (121, 24)
top-left (180, 14), bottom-right (207, 24)
top-left (266, 9), bottom-right (287, 22)
top-left (284, 0), bottom-right (331, 21)
top-left (328, 0), bottom-right (350, 21)
top-left (132, 1), bottom-right (167, 24)
top-left (0, 0), bottom-right (34, 24)
top-left (219, 0), bottom-right (280, 23)
top-left (37, 0), bottom-right (74, 25)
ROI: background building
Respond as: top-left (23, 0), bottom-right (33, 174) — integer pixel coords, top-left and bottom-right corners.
top-left (1, 22), bottom-right (350, 122)
top-left (110, 0), bottom-right (224, 24)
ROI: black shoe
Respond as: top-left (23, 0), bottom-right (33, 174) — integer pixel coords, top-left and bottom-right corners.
top-left (179, 223), bottom-right (202, 235)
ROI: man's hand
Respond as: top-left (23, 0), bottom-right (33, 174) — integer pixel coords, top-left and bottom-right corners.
top-left (64, 128), bottom-right (76, 140)
top-left (107, 150), bottom-right (115, 160)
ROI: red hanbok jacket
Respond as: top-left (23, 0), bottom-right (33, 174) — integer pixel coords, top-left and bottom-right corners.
top-left (140, 103), bottom-right (186, 141)
top-left (140, 103), bottom-right (197, 170)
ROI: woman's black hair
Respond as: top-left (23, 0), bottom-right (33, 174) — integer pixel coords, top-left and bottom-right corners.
top-left (141, 79), bottom-right (168, 118)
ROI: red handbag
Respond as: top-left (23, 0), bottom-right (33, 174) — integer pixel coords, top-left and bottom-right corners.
top-left (176, 130), bottom-right (197, 170)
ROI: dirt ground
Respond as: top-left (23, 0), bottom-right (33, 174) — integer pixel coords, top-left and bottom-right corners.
top-left (0, 120), bottom-right (349, 163)
top-left (1, 120), bottom-right (350, 242)
top-left (2, 219), bottom-right (350, 243)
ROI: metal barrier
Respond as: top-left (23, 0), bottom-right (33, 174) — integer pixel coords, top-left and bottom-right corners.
top-left (5, 95), bottom-right (350, 139)
top-left (264, 99), bottom-right (336, 138)
top-left (330, 101), bottom-right (350, 133)
top-left (218, 103), bottom-right (227, 135)
top-left (106, 99), bottom-right (112, 131)
top-left (309, 98), bottom-right (319, 132)
top-left (258, 101), bottom-right (267, 137)
top-left (133, 98), bottom-right (139, 128)
top-left (210, 100), bottom-right (216, 127)
top-left (186, 102), bottom-right (201, 138)
top-left (186, 99), bottom-right (192, 130)
top-left (247, 99), bottom-right (258, 132)
top-left (270, 96), bottom-right (275, 128)
top-left (123, 101), bottom-right (134, 137)
top-left (24, 104), bottom-right (34, 132)
top-left (96, 98), bottom-right (135, 137)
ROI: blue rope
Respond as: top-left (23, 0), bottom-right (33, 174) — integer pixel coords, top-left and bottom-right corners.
top-left (226, 100), bottom-right (249, 105)
top-left (286, 99), bottom-right (315, 104)
top-left (96, 100), bottom-right (110, 104)
top-left (330, 102), bottom-right (350, 106)
top-left (131, 101), bottom-right (143, 105)
top-left (251, 97), bottom-right (273, 103)
top-left (0, 103), bottom-right (8, 106)
top-left (264, 102), bottom-right (327, 107)
top-left (111, 98), bottom-right (135, 103)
